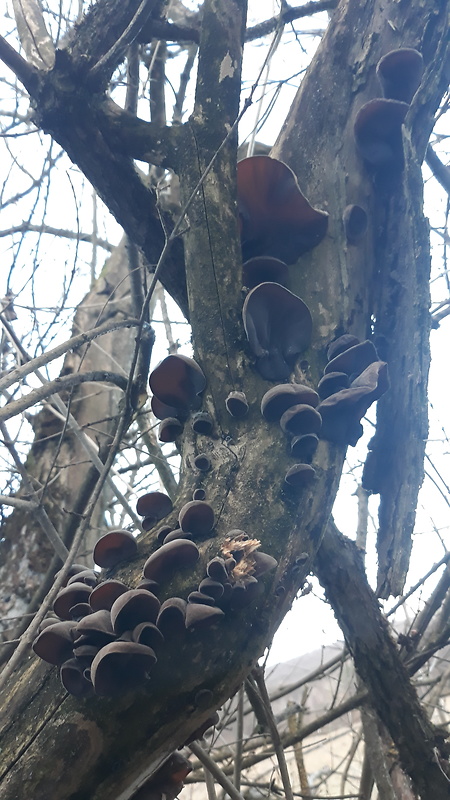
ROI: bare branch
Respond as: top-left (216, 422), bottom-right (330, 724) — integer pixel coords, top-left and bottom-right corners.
top-left (0, 34), bottom-right (39, 93)
top-left (12, 0), bottom-right (55, 70)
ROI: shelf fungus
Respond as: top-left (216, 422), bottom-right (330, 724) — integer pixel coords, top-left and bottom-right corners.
top-left (158, 417), bottom-right (184, 443)
top-left (261, 383), bottom-right (319, 422)
top-left (93, 529), bottom-right (138, 569)
top-left (143, 539), bottom-right (200, 581)
top-left (226, 390), bottom-right (249, 418)
top-left (376, 48), bottom-right (424, 104)
top-left (325, 339), bottom-right (378, 378)
top-left (149, 354), bottom-right (206, 412)
top-left (237, 156), bottom-right (328, 263)
top-left (136, 491), bottom-right (173, 527)
top-left (280, 404), bottom-right (322, 437)
top-left (110, 589), bottom-right (160, 636)
top-left (192, 411), bottom-right (214, 435)
top-left (178, 500), bottom-right (215, 536)
top-left (243, 282), bottom-right (312, 380)
top-left (90, 641), bottom-right (157, 697)
top-left (354, 98), bottom-right (409, 169)
top-left (242, 256), bottom-right (289, 289)
top-left (89, 580), bottom-right (128, 612)
top-left (285, 463), bottom-right (316, 489)
top-left (156, 598), bottom-right (187, 637)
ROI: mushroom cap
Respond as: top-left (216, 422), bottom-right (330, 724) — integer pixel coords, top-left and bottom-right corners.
top-left (110, 589), bottom-right (161, 636)
top-left (90, 641), bottom-right (157, 696)
top-left (191, 412), bottom-right (214, 435)
top-left (156, 525), bottom-right (173, 543)
top-left (158, 417), bottom-right (183, 443)
top-left (280, 404), bottom-right (322, 437)
top-left (156, 597), bottom-right (187, 637)
top-left (198, 578), bottom-right (225, 600)
top-left (376, 48), bottom-right (424, 103)
top-left (343, 205), bottom-right (368, 243)
top-left (54, 563), bottom-right (88, 588)
top-left (354, 99), bottom-right (409, 167)
top-left (237, 156), bottom-right (328, 263)
top-left (242, 257), bottom-right (289, 289)
top-left (243, 282), bottom-right (313, 381)
top-left (132, 621), bottom-right (164, 649)
top-left (261, 383), bottom-right (319, 422)
top-left (206, 557), bottom-right (229, 583)
top-left (187, 591), bottom-right (217, 606)
top-left (285, 463), bottom-right (316, 489)
top-left (225, 391), bottom-right (249, 418)
top-left (318, 371), bottom-right (350, 399)
top-left (325, 340), bottom-right (378, 377)
top-left (185, 603), bottom-right (224, 630)
top-left (69, 603), bottom-right (93, 621)
top-left (163, 530), bottom-right (193, 544)
top-left (252, 551), bottom-right (278, 577)
top-left (193, 454), bottom-right (211, 472)
top-left (319, 361), bottom-right (389, 445)
top-left (89, 580), bottom-right (129, 612)
top-left (53, 583), bottom-right (92, 621)
top-left (76, 609), bottom-right (116, 645)
top-left (327, 334), bottom-right (360, 361)
top-left (136, 578), bottom-right (160, 594)
top-left (192, 488), bottom-right (206, 501)
top-left (67, 569), bottom-right (98, 588)
top-left (93, 529), bottom-right (138, 569)
top-left (151, 395), bottom-right (180, 421)
top-left (178, 501), bottom-right (215, 536)
top-left (32, 620), bottom-right (76, 665)
top-left (136, 491), bottom-right (173, 522)
top-left (60, 658), bottom-right (93, 697)
top-left (290, 433), bottom-right (319, 461)
top-left (143, 539), bottom-right (200, 580)
top-left (149, 354), bottom-right (206, 412)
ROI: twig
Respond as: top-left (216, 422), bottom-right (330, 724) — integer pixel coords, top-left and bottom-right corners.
top-left (189, 741), bottom-right (246, 800)
top-left (234, 684), bottom-right (244, 791)
top-left (89, 0), bottom-right (158, 81)
top-left (0, 34), bottom-right (39, 93)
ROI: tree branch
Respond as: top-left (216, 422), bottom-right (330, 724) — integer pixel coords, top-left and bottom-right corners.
top-left (0, 34), bottom-right (39, 93)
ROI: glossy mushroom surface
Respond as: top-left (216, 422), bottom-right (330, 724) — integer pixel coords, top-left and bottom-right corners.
top-left (93, 529), bottom-right (138, 569)
top-left (149, 354), bottom-right (206, 412)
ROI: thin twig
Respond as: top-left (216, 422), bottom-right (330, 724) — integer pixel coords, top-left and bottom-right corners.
top-left (189, 741), bottom-right (246, 800)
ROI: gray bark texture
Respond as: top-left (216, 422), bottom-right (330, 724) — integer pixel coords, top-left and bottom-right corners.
top-left (0, 0), bottom-right (449, 798)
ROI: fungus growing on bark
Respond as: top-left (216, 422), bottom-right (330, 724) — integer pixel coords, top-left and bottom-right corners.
top-left (53, 583), bottom-right (92, 620)
top-left (178, 500), bottom-right (215, 536)
top-left (242, 256), bottom-right (289, 288)
top-left (280, 404), bottom-right (322, 437)
top-left (132, 621), bottom-right (164, 649)
top-left (187, 591), bottom-right (216, 606)
top-left (158, 417), bottom-right (183, 442)
top-left (252, 551), bottom-right (278, 577)
top-left (318, 371), bottom-right (350, 399)
top-left (32, 620), bottom-right (75, 665)
top-left (76, 609), bottom-right (116, 645)
top-left (149, 354), bottom-right (206, 412)
top-left (206, 557), bottom-right (229, 583)
top-left (290, 432), bottom-right (319, 461)
top-left (136, 578), bottom-right (160, 594)
top-left (54, 563), bottom-right (87, 587)
top-left (226, 391), bottom-right (249, 418)
top-left (376, 48), bottom-right (424, 103)
top-left (163, 529), bottom-right (193, 543)
top-left (67, 570), bottom-right (97, 588)
top-left (343, 205), bottom-right (368, 243)
top-left (319, 361), bottom-right (389, 445)
top-left (110, 589), bottom-right (160, 636)
top-left (89, 580), bottom-right (128, 612)
top-left (285, 463), bottom-right (316, 489)
top-left (237, 156), bottom-right (328, 263)
top-left (90, 641), bottom-right (157, 696)
top-left (136, 491), bottom-right (173, 525)
top-left (198, 578), bottom-right (224, 600)
top-left (327, 334), bottom-right (360, 361)
top-left (143, 539), bottom-right (200, 580)
top-left (60, 658), bottom-right (92, 697)
top-left (354, 99), bottom-right (409, 168)
top-left (156, 525), bottom-right (173, 543)
top-left (156, 597), bottom-right (187, 636)
top-left (93, 529), bottom-right (138, 569)
top-left (193, 454), bottom-right (211, 472)
top-left (185, 603), bottom-right (224, 630)
top-left (243, 282), bottom-right (313, 380)
top-left (192, 412), bottom-right (214, 435)
top-left (261, 383), bottom-right (319, 422)
top-left (193, 488), bottom-right (206, 501)
top-left (151, 395), bottom-right (180, 421)
top-left (325, 339), bottom-right (378, 377)
top-left (69, 603), bottom-right (93, 621)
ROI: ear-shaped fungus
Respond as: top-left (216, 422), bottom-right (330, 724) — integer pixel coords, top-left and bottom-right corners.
top-left (291, 433), bottom-right (319, 461)
top-left (192, 412), bottom-right (213, 435)
top-left (343, 205), bottom-right (368, 243)
top-left (354, 99), bottom-right (409, 168)
top-left (60, 658), bottom-right (93, 697)
top-left (237, 156), bottom-right (328, 263)
top-left (93, 530), bottom-right (138, 569)
top-left (132, 621), bottom-right (164, 649)
top-left (110, 589), bottom-right (160, 636)
top-left (89, 580), bottom-right (129, 612)
top-left (90, 641), bottom-right (157, 696)
top-left (185, 603), bottom-right (224, 630)
top-left (199, 578), bottom-right (225, 600)
top-left (76, 609), bottom-right (116, 645)
top-left (226, 391), bottom-right (249, 418)
top-left (327, 334), bottom-right (360, 361)
top-left (325, 339), bottom-right (378, 378)
top-left (280, 404), bottom-right (322, 437)
top-left (55, 563), bottom-right (88, 588)
top-left (32, 621), bottom-right (75, 665)
top-left (67, 570), bottom-right (97, 588)
top-left (193, 488), bottom-right (206, 501)
top-left (158, 417), bottom-right (183, 443)
top-left (136, 491), bottom-right (173, 526)
top-left (318, 372), bottom-right (350, 399)
top-left (53, 583), bottom-right (92, 620)
top-left (178, 500), bottom-right (215, 536)
top-left (163, 529), bottom-right (193, 543)
top-left (376, 48), bottom-right (424, 103)
top-left (149, 354), bottom-right (206, 412)
top-left (69, 603), bottom-right (93, 621)
top-left (242, 257), bottom-right (289, 288)
top-left (243, 283), bottom-right (312, 380)
top-left (206, 557), bottom-right (229, 583)
top-left (156, 598), bottom-right (187, 637)
top-left (143, 539), bottom-right (200, 580)
top-left (151, 395), bottom-right (180, 421)
top-left (285, 463), bottom-right (316, 489)
top-left (261, 383), bottom-right (319, 422)
top-left (252, 551), bottom-right (278, 577)
top-left (318, 361), bottom-right (389, 446)
top-left (193, 454), bottom-right (211, 472)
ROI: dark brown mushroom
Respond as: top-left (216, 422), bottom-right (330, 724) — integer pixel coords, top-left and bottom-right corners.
top-left (261, 383), bottom-right (319, 422)
top-left (136, 491), bottom-right (173, 524)
top-left (76, 609), bottom-right (116, 645)
top-left (243, 282), bottom-right (313, 380)
top-left (327, 334), bottom-right (360, 361)
top-left (90, 641), bottom-right (157, 696)
top-left (206, 557), bottom-right (229, 583)
top-left (69, 603), bottom-right (93, 621)
top-left (149, 354), bottom-right (206, 412)
top-left (156, 525), bottom-right (173, 543)
top-left (225, 391), bottom-right (249, 419)
top-left (53, 583), bottom-right (92, 621)
top-left (158, 417), bottom-right (183, 443)
top-left (60, 658), bottom-right (93, 697)
top-left (376, 48), bottom-right (424, 103)
top-left (237, 156), bottom-right (328, 263)
top-left (67, 569), bottom-right (97, 588)
top-left (343, 205), bottom-right (368, 243)
top-left (193, 488), bottom-right (206, 501)
top-left (163, 529), bottom-right (193, 544)
top-left (93, 529), bottom-right (138, 569)
top-left (290, 432), bottom-right (319, 461)
top-left (132, 621), bottom-right (164, 649)
top-left (178, 500), bottom-right (215, 536)
top-left (187, 591), bottom-right (216, 606)
top-left (252, 551), bottom-right (278, 577)
top-left (193, 454), bottom-right (211, 472)
top-left (198, 578), bottom-right (225, 600)
top-left (354, 99), bottom-right (409, 168)
top-left (318, 371), bottom-right (350, 399)
top-left (89, 580), bottom-right (129, 612)
top-left (285, 463), bottom-right (316, 489)
top-left (325, 340), bottom-right (378, 378)
top-left (54, 563), bottom-right (88, 588)
top-left (156, 597), bottom-right (187, 637)
top-left (185, 603), bottom-right (224, 630)
top-left (242, 256), bottom-right (289, 289)
top-left (280, 404), bottom-right (322, 437)
top-left (143, 539), bottom-right (200, 581)
top-left (110, 589), bottom-right (160, 636)
top-left (32, 620), bottom-right (75, 665)
top-left (136, 578), bottom-right (160, 594)
top-left (72, 641), bottom-right (99, 661)
top-left (192, 412), bottom-right (214, 435)
top-left (151, 395), bottom-right (180, 421)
